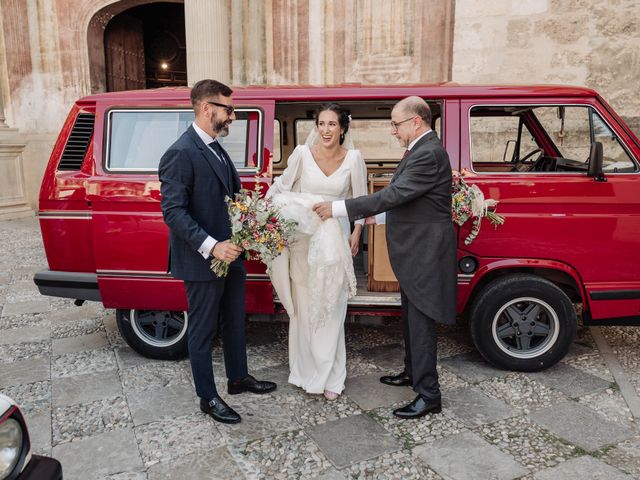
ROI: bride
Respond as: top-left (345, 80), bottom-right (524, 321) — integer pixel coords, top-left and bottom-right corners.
top-left (266, 103), bottom-right (367, 400)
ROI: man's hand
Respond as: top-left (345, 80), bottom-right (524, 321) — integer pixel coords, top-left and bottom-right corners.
top-left (312, 202), bottom-right (333, 221)
top-left (211, 240), bottom-right (242, 263)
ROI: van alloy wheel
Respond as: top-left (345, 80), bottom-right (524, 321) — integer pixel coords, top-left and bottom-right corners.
top-left (116, 309), bottom-right (189, 360)
top-left (469, 274), bottom-right (577, 371)
top-left (491, 297), bottom-right (560, 359)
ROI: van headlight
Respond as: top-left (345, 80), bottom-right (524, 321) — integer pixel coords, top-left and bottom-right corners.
top-left (0, 417), bottom-right (23, 478)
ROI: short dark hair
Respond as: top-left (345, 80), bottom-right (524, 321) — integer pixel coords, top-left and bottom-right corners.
top-left (190, 79), bottom-right (233, 109)
top-left (315, 103), bottom-right (351, 145)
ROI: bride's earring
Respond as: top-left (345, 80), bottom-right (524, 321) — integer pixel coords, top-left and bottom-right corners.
top-left (340, 132), bottom-right (345, 143)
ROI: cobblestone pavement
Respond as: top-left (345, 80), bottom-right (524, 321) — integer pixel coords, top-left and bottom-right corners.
top-left (1, 217), bottom-right (640, 479)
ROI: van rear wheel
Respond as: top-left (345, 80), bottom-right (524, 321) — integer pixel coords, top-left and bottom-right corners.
top-left (469, 274), bottom-right (576, 372)
top-left (116, 309), bottom-right (188, 360)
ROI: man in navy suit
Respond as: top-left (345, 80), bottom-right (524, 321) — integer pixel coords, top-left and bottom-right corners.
top-left (159, 79), bottom-right (276, 424)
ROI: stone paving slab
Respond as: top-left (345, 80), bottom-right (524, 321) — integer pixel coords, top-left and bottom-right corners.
top-left (601, 435), bottom-right (640, 477)
top-left (0, 325), bottom-right (51, 344)
top-left (528, 401), bottom-right (636, 451)
top-left (445, 386), bottom-right (517, 426)
top-left (526, 363), bottom-right (611, 398)
top-left (52, 429), bottom-right (143, 480)
top-left (127, 384), bottom-right (200, 426)
top-left (135, 414), bottom-right (224, 467)
top-left (305, 413), bottom-right (400, 468)
top-left (52, 331), bottom-right (109, 356)
top-left (115, 346), bottom-right (165, 370)
top-left (52, 370), bottom-right (122, 407)
top-left (414, 430), bottom-right (528, 480)
top-left (24, 409), bottom-right (52, 454)
top-left (1, 299), bottom-right (50, 316)
top-left (533, 455), bottom-right (632, 479)
top-left (217, 394), bottom-right (301, 444)
top-left (146, 447), bottom-right (243, 480)
top-left (355, 343), bottom-right (405, 371)
top-left (344, 372), bottom-right (416, 410)
top-left (439, 352), bottom-right (511, 383)
top-left (0, 356), bottom-right (50, 386)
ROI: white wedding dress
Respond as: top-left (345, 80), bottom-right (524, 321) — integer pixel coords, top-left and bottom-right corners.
top-left (266, 144), bottom-right (368, 394)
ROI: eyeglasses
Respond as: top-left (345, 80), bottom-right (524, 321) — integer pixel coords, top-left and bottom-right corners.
top-left (390, 116), bottom-right (417, 130)
top-left (207, 101), bottom-right (234, 115)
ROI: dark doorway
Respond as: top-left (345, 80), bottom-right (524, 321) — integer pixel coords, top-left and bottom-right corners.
top-left (104, 2), bottom-right (187, 92)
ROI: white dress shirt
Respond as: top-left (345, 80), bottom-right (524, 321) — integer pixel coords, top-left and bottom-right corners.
top-left (331, 130), bottom-right (432, 223)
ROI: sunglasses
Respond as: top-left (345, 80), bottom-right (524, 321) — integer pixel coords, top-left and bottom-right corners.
top-left (207, 101), bottom-right (234, 115)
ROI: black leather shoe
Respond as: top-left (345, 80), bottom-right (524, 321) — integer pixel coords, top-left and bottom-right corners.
top-left (200, 396), bottom-right (241, 424)
top-left (380, 371), bottom-right (412, 387)
top-left (393, 395), bottom-right (442, 419)
top-left (228, 375), bottom-right (277, 395)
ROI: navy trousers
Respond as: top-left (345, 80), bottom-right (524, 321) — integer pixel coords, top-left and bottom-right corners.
top-left (184, 264), bottom-right (248, 400)
top-left (401, 289), bottom-right (441, 401)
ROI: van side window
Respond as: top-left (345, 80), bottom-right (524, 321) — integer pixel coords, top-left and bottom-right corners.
top-left (470, 105), bottom-right (638, 174)
top-left (106, 109), bottom-right (261, 172)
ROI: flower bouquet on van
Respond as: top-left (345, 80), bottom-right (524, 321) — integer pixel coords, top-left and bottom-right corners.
top-left (210, 179), bottom-right (298, 277)
top-left (452, 174), bottom-right (505, 245)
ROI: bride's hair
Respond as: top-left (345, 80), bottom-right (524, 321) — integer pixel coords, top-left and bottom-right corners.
top-left (315, 103), bottom-right (351, 145)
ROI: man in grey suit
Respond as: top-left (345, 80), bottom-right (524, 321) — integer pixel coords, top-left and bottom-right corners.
top-left (313, 96), bottom-right (456, 419)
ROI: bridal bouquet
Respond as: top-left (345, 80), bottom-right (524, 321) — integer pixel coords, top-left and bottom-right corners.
top-left (210, 179), bottom-right (298, 277)
top-left (452, 176), bottom-right (505, 245)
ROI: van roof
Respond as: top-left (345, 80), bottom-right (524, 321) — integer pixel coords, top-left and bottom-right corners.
top-left (80, 83), bottom-right (598, 104)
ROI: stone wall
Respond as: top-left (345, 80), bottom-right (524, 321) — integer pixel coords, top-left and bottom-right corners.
top-left (452, 0), bottom-right (640, 136)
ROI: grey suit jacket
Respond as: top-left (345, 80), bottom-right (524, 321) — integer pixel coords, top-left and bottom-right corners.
top-left (345, 131), bottom-right (457, 324)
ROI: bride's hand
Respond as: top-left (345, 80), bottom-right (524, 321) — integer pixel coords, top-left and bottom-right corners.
top-left (350, 224), bottom-right (363, 256)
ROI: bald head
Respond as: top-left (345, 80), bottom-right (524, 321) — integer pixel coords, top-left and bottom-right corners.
top-left (393, 96), bottom-right (432, 127)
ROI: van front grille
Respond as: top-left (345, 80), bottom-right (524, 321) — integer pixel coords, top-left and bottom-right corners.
top-left (58, 113), bottom-right (95, 171)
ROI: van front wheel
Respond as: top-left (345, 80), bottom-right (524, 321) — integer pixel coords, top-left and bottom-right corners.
top-left (469, 274), bottom-right (577, 372)
top-left (116, 309), bottom-right (189, 360)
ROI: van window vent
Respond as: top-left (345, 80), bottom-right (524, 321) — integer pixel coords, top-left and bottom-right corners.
top-left (58, 113), bottom-right (95, 171)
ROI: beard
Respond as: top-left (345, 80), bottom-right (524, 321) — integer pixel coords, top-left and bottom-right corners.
top-left (211, 117), bottom-right (230, 137)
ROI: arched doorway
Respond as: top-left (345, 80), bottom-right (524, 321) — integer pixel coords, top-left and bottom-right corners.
top-left (88, 1), bottom-right (186, 93)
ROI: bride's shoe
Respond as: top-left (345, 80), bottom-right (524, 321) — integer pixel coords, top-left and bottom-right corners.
top-left (323, 390), bottom-right (339, 401)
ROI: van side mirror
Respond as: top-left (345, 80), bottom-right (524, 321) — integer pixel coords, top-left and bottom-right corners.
top-left (588, 141), bottom-right (606, 182)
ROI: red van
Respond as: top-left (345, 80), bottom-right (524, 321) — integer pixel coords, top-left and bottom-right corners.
top-left (34, 85), bottom-right (640, 371)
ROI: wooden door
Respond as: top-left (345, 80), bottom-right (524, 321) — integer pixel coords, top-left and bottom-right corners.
top-left (105, 14), bottom-right (145, 92)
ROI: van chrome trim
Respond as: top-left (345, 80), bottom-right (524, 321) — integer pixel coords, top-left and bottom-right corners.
top-left (104, 107), bottom-right (264, 174)
top-left (467, 102), bottom-right (639, 175)
top-left (38, 211), bottom-right (92, 219)
top-left (96, 270), bottom-right (271, 281)
top-left (457, 273), bottom-right (474, 283)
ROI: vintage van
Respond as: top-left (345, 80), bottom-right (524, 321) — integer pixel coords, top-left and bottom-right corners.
top-left (34, 84), bottom-right (640, 371)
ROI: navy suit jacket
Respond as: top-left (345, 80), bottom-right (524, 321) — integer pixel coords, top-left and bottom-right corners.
top-left (159, 125), bottom-right (242, 281)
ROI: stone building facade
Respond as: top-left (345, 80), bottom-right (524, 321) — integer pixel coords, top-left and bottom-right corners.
top-left (0, 0), bottom-right (638, 217)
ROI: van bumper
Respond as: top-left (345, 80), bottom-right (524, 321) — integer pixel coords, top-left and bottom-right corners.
top-left (33, 270), bottom-right (101, 302)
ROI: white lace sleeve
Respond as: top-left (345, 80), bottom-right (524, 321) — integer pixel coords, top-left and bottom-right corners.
top-left (350, 149), bottom-right (369, 226)
top-left (266, 145), bottom-right (305, 198)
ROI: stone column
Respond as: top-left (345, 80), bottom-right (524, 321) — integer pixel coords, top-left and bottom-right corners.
top-left (184, 0), bottom-right (230, 85)
top-left (0, 2), bottom-right (33, 220)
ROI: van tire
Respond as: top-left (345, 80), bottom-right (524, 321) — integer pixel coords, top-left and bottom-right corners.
top-left (116, 309), bottom-right (189, 360)
top-left (469, 274), bottom-right (576, 372)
